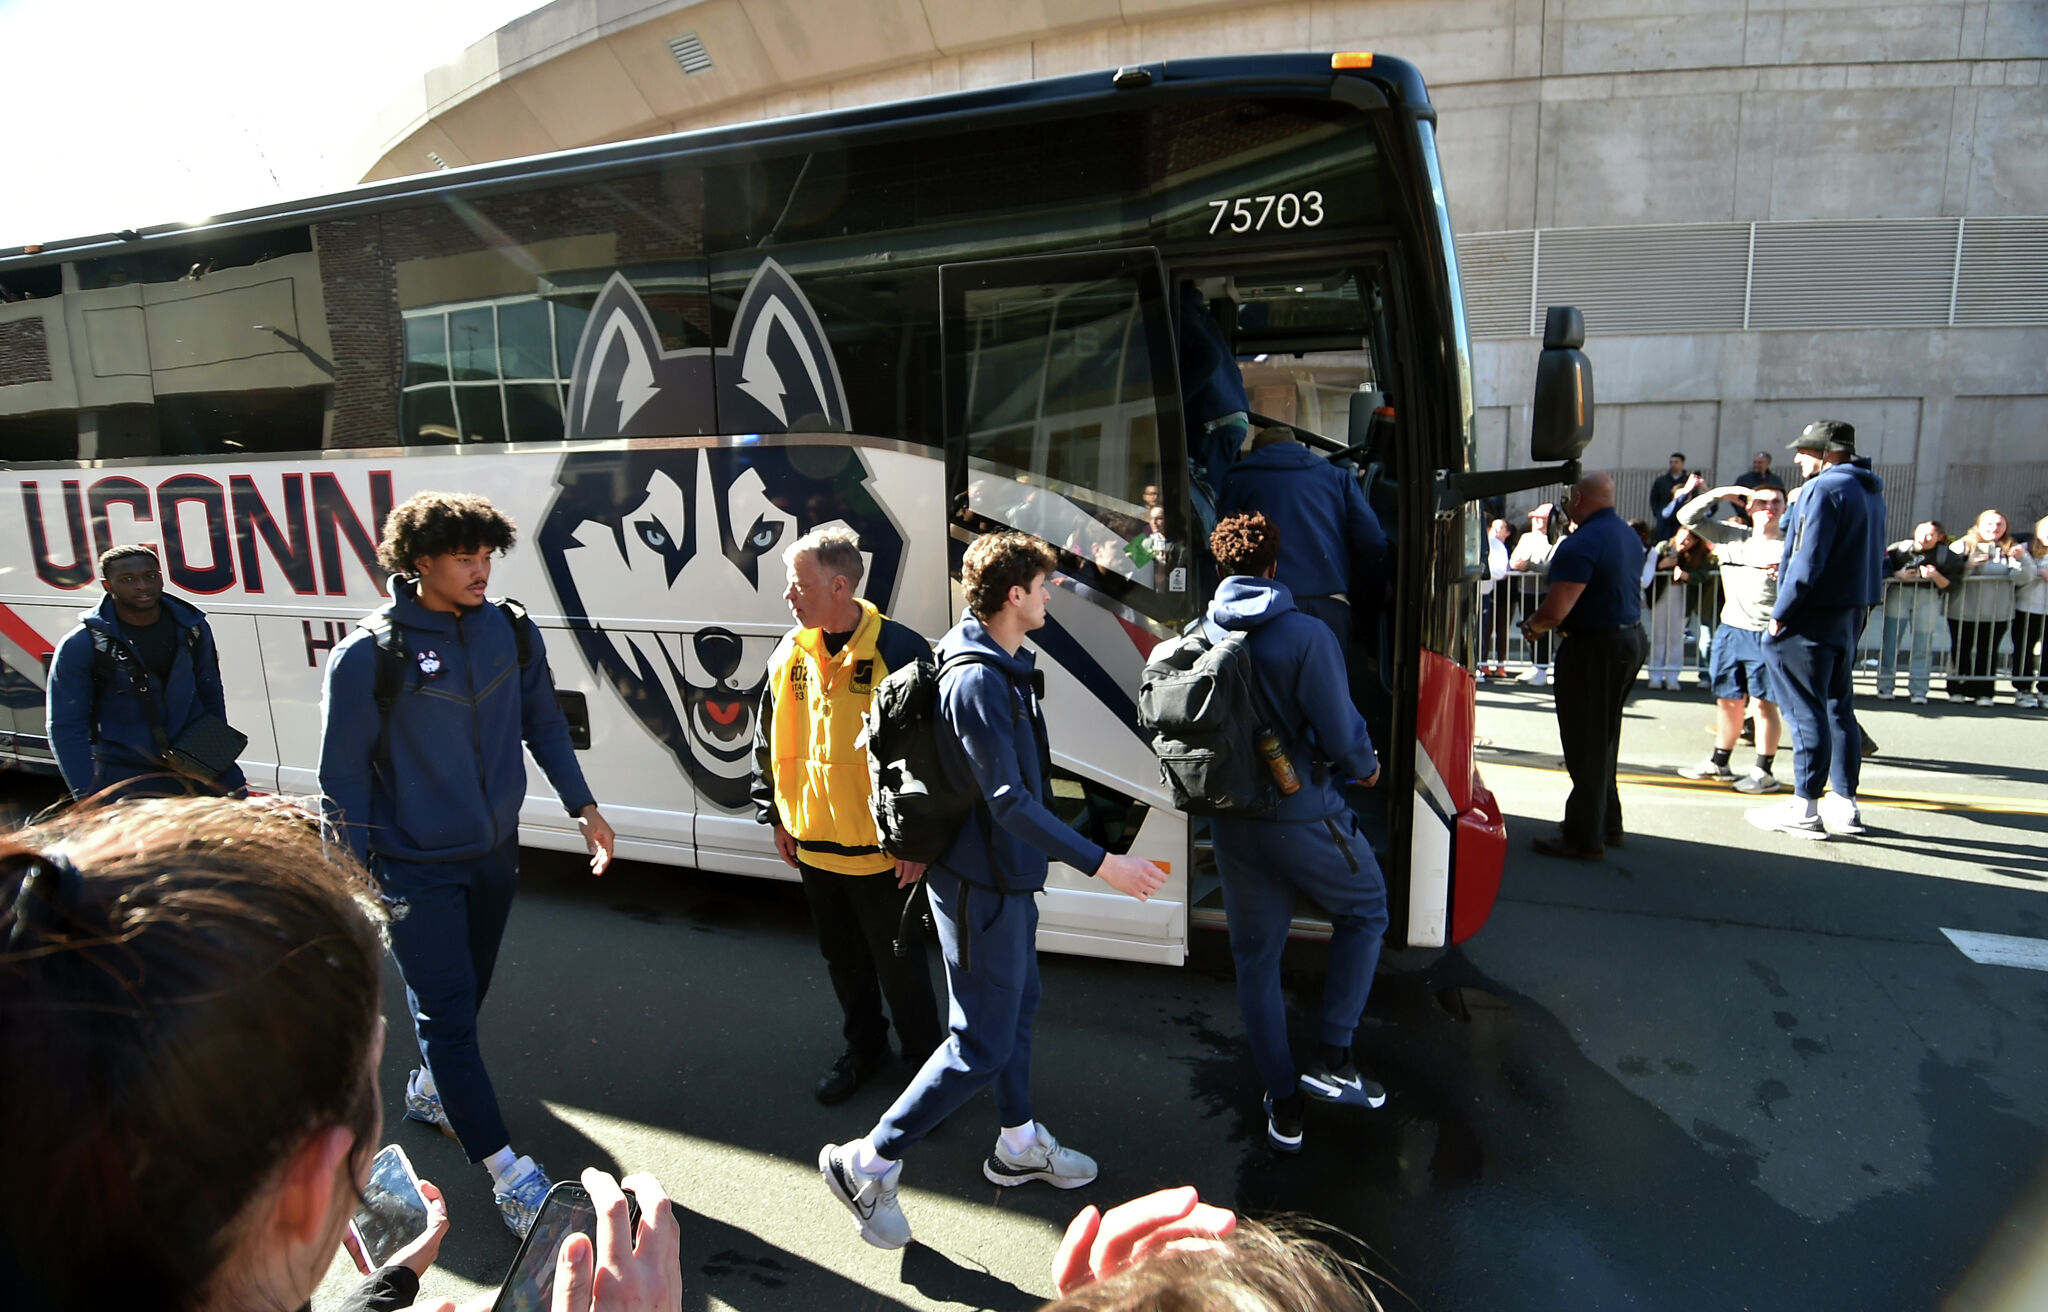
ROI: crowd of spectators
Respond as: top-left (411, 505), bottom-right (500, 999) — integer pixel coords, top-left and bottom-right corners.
top-left (1482, 458), bottom-right (2046, 708)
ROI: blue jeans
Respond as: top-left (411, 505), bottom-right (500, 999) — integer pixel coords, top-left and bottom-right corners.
top-left (375, 839), bottom-right (521, 1161)
top-left (870, 869), bottom-right (1040, 1159)
top-left (1878, 585), bottom-right (1942, 698)
top-left (1214, 809), bottom-right (1388, 1101)
top-left (1764, 608), bottom-right (1861, 802)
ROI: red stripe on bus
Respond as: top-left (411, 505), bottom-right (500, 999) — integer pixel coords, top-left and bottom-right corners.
top-left (0, 603), bottom-right (54, 661)
top-left (1415, 650), bottom-right (1475, 814)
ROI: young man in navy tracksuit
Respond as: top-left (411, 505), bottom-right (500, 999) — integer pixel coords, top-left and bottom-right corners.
top-left (319, 492), bottom-right (616, 1236)
top-left (820, 531), bottom-right (1168, 1250)
top-left (46, 545), bottom-right (247, 800)
top-left (1750, 420), bottom-right (1887, 840)
top-left (1218, 427), bottom-right (1388, 672)
top-left (1204, 513), bottom-right (1389, 1154)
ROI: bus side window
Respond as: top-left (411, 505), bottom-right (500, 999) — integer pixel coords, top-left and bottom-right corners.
top-left (940, 248), bottom-right (1193, 623)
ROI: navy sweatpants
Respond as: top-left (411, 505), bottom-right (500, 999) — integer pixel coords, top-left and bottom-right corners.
top-left (374, 839), bottom-right (521, 1161)
top-left (1764, 607), bottom-right (1861, 802)
top-left (1213, 808), bottom-right (1389, 1102)
top-left (870, 868), bottom-right (1039, 1159)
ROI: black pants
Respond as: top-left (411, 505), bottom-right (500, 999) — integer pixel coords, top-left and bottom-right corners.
top-left (2015, 611), bottom-right (2047, 694)
top-left (1481, 592), bottom-right (1513, 665)
top-left (1554, 627), bottom-right (1649, 849)
top-left (1946, 619), bottom-right (2010, 698)
top-left (798, 861), bottom-right (944, 1064)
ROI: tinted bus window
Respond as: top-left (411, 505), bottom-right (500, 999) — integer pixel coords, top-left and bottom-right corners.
top-left (945, 249), bottom-right (1190, 622)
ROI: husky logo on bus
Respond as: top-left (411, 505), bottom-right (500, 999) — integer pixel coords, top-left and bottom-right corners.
top-left (538, 261), bottom-right (904, 813)
top-left (565, 261), bottom-right (849, 438)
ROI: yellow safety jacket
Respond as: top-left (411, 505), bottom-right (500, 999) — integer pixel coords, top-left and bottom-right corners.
top-left (758, 599), bottom-right (928, 875)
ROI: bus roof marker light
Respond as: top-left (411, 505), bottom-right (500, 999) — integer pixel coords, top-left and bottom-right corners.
top-left (1112, 65), bottom-right (1153, 89)
top-left (1332, 52), bottom-right (1375, 69)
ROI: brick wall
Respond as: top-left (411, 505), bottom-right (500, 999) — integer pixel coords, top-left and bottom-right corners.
top-left (0, 317), bottom-right (53, 387)
top-left (314, 219), bottom-right (401, 449)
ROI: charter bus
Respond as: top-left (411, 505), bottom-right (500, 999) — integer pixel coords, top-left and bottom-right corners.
top-left (0, 52), bottom-right (1589, 965)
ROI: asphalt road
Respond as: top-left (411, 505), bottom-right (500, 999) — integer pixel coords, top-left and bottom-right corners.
top-left (7, 676), bottom-right (2046, 1311)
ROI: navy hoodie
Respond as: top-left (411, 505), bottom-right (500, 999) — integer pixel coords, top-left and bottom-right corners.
top-left (1218, 442), bottom-right (1387, 600)
top-left (1774, 459), bottom-right (1887, 622)
top-left (1205, 577), bottom-right (1379, 824)
top-left (46, 592), bottom-right (245, 798)
top-left (933, 609), bottom-right (1106, 893)
top-left (319, 577), bottom-right (593, 866)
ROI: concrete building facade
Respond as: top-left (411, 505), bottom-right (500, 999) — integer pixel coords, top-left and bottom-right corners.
top-left (336, 1), bottom-right (2048, 526)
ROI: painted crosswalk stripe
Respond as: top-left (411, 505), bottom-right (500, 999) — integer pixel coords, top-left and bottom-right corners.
top-left (1940, 928), bottom-right (2048, 972)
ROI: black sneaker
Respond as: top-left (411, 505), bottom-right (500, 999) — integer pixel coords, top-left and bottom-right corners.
top-left (1299, 1058), bottom-right (1387, 1109)
top-left (814, 1046), bottom-right (891, 1105)
top-left (1265, 1093), bottom-right (1304, 1154)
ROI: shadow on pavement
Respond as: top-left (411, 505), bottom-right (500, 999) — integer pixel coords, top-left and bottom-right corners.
top-left (899, 1240), bottom-right (1040, 1310)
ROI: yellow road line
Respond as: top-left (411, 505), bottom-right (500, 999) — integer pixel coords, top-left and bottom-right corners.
top-left (1479, 759), bottom-right (2048, 818)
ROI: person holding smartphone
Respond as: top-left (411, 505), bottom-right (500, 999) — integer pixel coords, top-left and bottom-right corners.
top-left (0, 795), bottom-right (680, 1312)
top-left (319, 492), bottom-right (618, 1237)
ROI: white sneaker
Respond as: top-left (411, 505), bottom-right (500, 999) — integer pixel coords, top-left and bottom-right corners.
top-left (1746, 799), bottom-right (1827, 840)
top-left (492, 1156), bottom-right (552, 1237)
top-left (1678, 758), bottom-right (1738, 782)
top-left (2020, 694), bottom-right (2041, 709)
top-left (1876, 688), bottom-right (1894, 700)
top-left (820, 1144), bottom-right (912, 1249)
top-left (1529, 667), bottom-right (1549, 688)
top-left (983, 1125), bottom-right (1098, 1189)
top-left (1819, 794), bottom-right (1866, 837)
top-left (1976, 696), bottom-right (1994, 707)
top-left (1910, 695), bottom-right (1928, 705)
top-left (1733, 767), bottom-right (1781, 795)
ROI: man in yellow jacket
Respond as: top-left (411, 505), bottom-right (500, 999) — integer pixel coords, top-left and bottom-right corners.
top-left (752, 525), bottom-right (943, 1104)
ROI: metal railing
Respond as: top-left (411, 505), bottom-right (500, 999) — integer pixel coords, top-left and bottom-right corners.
top-left (1476, 572), bottom-right (2048, 698)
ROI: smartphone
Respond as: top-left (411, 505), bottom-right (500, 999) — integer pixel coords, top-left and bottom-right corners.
top-left (349, 1144), bottom-right (430, 1271)
top-left (492, 1181), bottom-right (643, 1312)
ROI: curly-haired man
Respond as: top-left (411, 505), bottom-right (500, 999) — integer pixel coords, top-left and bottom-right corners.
top-left (820, 531), bottom-right (1167, 1250)
top-left (318, 490), bottom-right (615, 1236)
top-left (1203, 513), bottom-right (1387, 1155)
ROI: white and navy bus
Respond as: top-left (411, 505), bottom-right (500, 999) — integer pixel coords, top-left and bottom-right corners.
top-left (0, 53), bottom-right (1588, 965)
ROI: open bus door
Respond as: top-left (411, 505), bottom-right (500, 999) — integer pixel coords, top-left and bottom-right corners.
top-left (938, 247), bottom-right (1194, 965)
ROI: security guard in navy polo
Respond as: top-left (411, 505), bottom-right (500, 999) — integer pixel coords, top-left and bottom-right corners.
top-left (1521, 473), bottom-right (1649, 859)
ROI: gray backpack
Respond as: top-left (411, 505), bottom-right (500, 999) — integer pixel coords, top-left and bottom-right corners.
top-left (1138, 622), bottom-right (1286, 817)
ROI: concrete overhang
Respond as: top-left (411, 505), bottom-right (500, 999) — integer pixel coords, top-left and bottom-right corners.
top-left (353, 0), bottom-right (1245, 184)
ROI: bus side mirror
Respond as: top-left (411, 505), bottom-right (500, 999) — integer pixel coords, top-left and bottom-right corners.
top-left (1531, 306), bottom-right (1593, 463)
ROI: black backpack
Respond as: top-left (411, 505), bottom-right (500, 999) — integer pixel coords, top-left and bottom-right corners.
top-left (1138, 621), bottom-right (1290, 817)
top-left (862, 650), bottom-right (1020, 877)
top-left (361, 598), bottom-right (536, 765)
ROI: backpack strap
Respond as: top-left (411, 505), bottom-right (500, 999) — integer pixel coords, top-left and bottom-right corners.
top-left (492, 597), bottom-right (535, 671)
top-left (358, 608), bottom-right (407, 769)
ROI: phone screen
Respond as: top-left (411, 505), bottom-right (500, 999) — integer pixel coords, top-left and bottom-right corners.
top-left (493, 1183), bottom-right (593, 1312)
top-left (492, 1182), bottom-right (644, 1312)
top-left (350, 1145), bottom-right (429, 1270)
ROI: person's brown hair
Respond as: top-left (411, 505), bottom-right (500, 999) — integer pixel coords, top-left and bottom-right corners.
top-left (1210, 512), bottom-right (1281, 578)
top-left (963, 532), bottom-right (1057, 620)
top-left (0, 797), bottom-right (387, 1311)
top-left (377, 490), bottom-right (518, 576)
top-left (1042, 1219), bottom-right (1379, 1312)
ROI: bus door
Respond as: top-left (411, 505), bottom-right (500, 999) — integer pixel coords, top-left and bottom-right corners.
top-left (1163, 259), bottom-right (1406, 936)
top-left (938, 248), bottom-right (1193, 966)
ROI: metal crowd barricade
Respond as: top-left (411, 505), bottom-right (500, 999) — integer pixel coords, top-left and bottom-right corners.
top-left (1476, 570), bottom-right (2028, 696)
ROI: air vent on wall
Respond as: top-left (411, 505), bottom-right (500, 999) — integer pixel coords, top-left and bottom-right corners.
top-left (668, 31), bottom-right (713, 75)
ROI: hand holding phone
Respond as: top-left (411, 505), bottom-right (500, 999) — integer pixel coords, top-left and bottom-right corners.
top-left (492, 1169), bottom-right (678, 1312)
top-left (348, 1145), bottom-right (444, 1274)
top-left (548, 1171), bottom-right (681, 1312)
